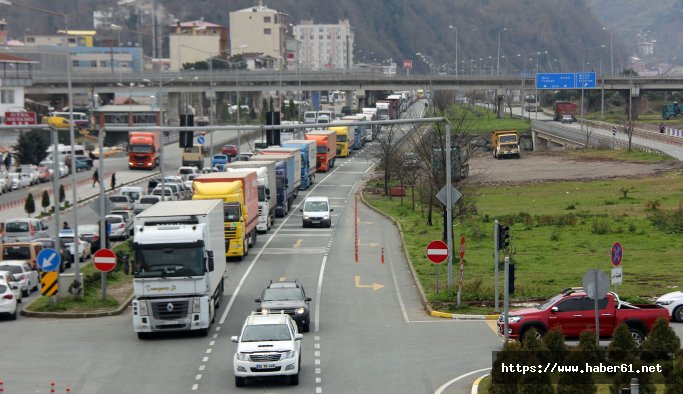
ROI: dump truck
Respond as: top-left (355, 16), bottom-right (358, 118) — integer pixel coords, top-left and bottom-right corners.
top-left (662, 102), bottom-right (681, 120)
top-left (553, 101), bottom-right (577, 122)
top-left (132, 199), bottom-right (227, 338)
top-left (491, 130), bottom-right (521, 159)
top-left (305, 130), bottom-right (336, 172)
top-left (192, 170), bottom-right (259, 259)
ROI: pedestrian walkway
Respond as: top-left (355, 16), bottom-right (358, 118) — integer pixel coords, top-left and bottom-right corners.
top-left (0, 170), bottom-right (156, 222)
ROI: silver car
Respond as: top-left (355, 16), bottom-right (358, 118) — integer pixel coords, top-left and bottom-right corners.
top-left (108, 195), bottom-right (134, 211)
top-left (134, 195), bottom-right (162, 214)
top-left (2, 218), bottom-right (49, 243)
top-left (105, 215), bottom-right (129, 241)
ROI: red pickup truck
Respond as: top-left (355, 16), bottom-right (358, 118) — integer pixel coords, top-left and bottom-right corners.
top-left (498, 288), bottom-right (670, 344)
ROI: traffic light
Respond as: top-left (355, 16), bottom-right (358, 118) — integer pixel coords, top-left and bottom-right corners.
top-left (508, 263), bottom-right (516, 294)
top-left (179, 114), bottom-right (194, 148)
top-left (497, 224), bottom-right (510, 250)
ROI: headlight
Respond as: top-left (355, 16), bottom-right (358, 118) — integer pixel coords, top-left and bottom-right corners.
top-left (323, 215), bottom-right (329, 220)
top-left (192, 297), bottom-right (201, 313)
top-left (260, 308), bottom-right (270, 314)
top-left (657, 300), bottom-right (673, 305)
top-left (236, 352), bottom-right (249, 361)
top-left (282, 350), bottom-right (296, 359)
top-left (508, 316), bottom-right (523, 323)
top-left (138, 301), bottom-right (148, 316)
top-left (295, 307), bottom-right (305, 315)
top-left (303, 215), bottom-right (310, 220)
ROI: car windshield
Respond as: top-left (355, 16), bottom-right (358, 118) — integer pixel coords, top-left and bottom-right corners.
top-left (241, 324), bottom-right (291, 342)
top-left (140, 197), bottom-right (160, 204)
top-left (0, 265), bottom-right (22, 274)
top-left (179, 168), bottom-right (194, 174)
top-left (109, 196), bottom-right (128, 203)
top-left (106, 217), bottom-right (122, 224)
top-left (304, 201), bottom-right (328, 212)
top-left (3, 247), bottom-right (30, 260)
top-left (537, 293), bottom-right (565, 309)
top-left (263, 288), bottom-right (303, 301)
top-left (133, 244), bottom-right (204, 278)
top-left (5, 222), bottom-right (29, 232)
top-left (122, 191), bottom-right (140, 201)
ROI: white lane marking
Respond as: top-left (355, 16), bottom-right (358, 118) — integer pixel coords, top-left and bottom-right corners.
top-left (316, 387), bottom-right (322, 393)
top-left (195, 374), bottom-right (202, 380)
top-left (205, 349), bottom-right (212, 354)
top-left (202, 357), bottom-right (209, 362)
top-left (434, 367), bottom-right (492, 394)
top-left (314, 255), bottom-right (327, 333)
top-left (315, 359), bottom-right (321, 365)
top-left (191, 384), bottom-right (198, 391)
top-left (198, 365), bottom-right (205, 371)
top-left (212, 334), bottom-right (218, 339)
top-left (315, 351), bottom-right (320, 357)
top-left (314, 343), bottom-right (320, 349)
top-left (316, 377), bottom-right (322, 383)
top-left (315, 368), bottom-right (321, 374)
top-left (209, 341), bottom-right (215, 346)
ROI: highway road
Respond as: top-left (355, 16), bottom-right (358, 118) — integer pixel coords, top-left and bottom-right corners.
top-left (0, 102), bottom-right (504, 394)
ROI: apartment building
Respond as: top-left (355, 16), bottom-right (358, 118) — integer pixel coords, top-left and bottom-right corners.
top-left (293, 19), bottom-right (354, 71)
top-left (229, 4), bottom-right (287, 68)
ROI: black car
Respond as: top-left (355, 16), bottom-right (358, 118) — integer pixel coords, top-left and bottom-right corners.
top-left (255, 280), bottom-right (312, 332)
top-left (78, 224), bottom-right (101, 252)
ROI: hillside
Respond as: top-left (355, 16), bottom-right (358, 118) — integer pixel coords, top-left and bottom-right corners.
top-left (4, 0), bottom-right (626, 74)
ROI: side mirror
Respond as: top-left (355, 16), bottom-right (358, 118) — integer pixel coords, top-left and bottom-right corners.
top-left (255, 298), bottom-right (261, 303)
top-left (230, 336), bottom-right (239, 343)
top-left (299, 209), bottom-right (303, 212)
top-left (44, 225), bottom-right (49, 230)
top-left (330, 208), bottom-right (334, 212)
top-left (265, 188), bottom-right (271, 197)
top-left (305, 297), bottom-right (312, 302)
top-left (207, 251), bottom-right (214, 271)
top-left (551, 306), bottom-right (558, 313)
top-left (295, 334), bottom-right (303, 341)
top-left (10, 284), bottom-right (18, 290)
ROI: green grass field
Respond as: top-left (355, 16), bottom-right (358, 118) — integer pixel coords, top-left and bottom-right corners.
top-left (363, 164), bottom-right (683, 313)
top-left (452, 104), bottom-right (530, 135)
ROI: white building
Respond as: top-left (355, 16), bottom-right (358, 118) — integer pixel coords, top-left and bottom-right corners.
top-left (229, 4), bottom-right (287, 69)
top-left (293, 19), bottom-right (354, 71)
top-left (169, 20), bottom-right (228, 71)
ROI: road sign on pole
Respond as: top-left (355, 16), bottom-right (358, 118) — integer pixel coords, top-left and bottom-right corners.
top-left (37, 248), bottom-right (61, 272)
top-left (93, 248), bottom-right (117, 272)
top-left (4, 111), bottom-right (37, 125)
top-left (535, 73), bottom-right (576, 89)
top-left (426, 240), bottom-right (448, 264)
top-left (436, 185), bottom-right (462, 207)
top-left (611, 267), bottom-right (623, 284)
top-left (611, 242), bottom-right (622, 266)
top-left (197, 135), bottom-right (205, 145)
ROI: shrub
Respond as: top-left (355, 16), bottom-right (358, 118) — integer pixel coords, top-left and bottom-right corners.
top-left (591, 217), bottom-right (611, 234)
top-left (550, 229), bottom-right (560, 242)
top-left (24, 193), bottom-right (35, 217)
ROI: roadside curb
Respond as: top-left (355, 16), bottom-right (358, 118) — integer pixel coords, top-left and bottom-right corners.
top-left (21, 292), bottom-right (134, 318)
top-left (359, 185), bottom-right (497, 320)
top-left (471, 374), bottom-right (489, 394)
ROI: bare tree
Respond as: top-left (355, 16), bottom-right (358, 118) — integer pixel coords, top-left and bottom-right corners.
top-left (372, 123), bottom-right (402, 196)
top-left (621, 96), bottom-right (642, 151)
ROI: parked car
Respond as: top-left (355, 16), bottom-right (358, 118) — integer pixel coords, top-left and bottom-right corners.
top-left (134, 195), bottom-right (162, 214)
top-left (73, 157), bottom-right (91, 172)
top-left (0, 279), bottom-right (18, 320)
top-left (108, 195), bottom-right (134, 211)
top-left (402, 152), bottom-right (419, 169)
top-left (18, 164), bottom-right (40, 185)
top-left (77, 225), bottom-right (101, 253)
top-left (74, 155), bottom-right (93, 169)
top-left (109, 210), bottom-right (134, 237)
top-left (656, 291), bottom-right (683, 322)
top-left (36, 166), bottom-right (52, 183)
top-left (39, 161), bottom-right (69, 178)
top-left (0, 260), bottom-right (38, 296)
top-left (255, 280), bottom-right (312, 332)
top-left (222, 144), bottom-right (238, 156)
top-left (58, 229), bottom-right (92, 263)
top-left (2, 218), bottom-right (49, 243)
top-left (231, 312), bottom-right (303, 387)
top-left (237, 153), bottom-right (253, 162)
top-left (0, 175), bottom-right (7, 194)
top-left (300, 196), bottom-right (333, 228)
top-left (0, 270), bottom-right (22, 304)
top-left (8, 173), bottom-right (31, 190)
top-left (105, 215), bottom-right (129, 240)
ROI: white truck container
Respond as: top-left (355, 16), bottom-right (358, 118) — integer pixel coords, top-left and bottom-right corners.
top-left (131, 199), bottom-right (227, 339)
top-left (225, 160), bottom-right (277, 233)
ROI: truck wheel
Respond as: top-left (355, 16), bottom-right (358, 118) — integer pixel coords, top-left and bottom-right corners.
top-left (628, 327), bottom-right (645, 345)
top-left (674, 306), bottom-right (683, 322)
top-left (137, 332), bottom-right (150, 340)
top-left (520, 326), bottom-right (545, 342)
top-left (289, 372), bottom-right (299, 386)
top-left (197, 328), bottom-right (209, 337)
top-left (235, 377), bottom-right (245, 387)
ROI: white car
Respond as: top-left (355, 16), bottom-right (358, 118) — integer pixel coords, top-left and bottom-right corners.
top-left (105, 214), bottom-right (129, 240)
top-left (0, 277), bottom-right (18, 320)
top-left (0, 270), bottom-right (22, 305)
top-left (300, 196), bottom-right (333, 228)
top-left (58, 229), bottom-right (92, 262)
top-left (177, 166), bottom-right (199, 181)
top-left (40, 161), bottom-right (69, 178)
top-left (108, 195), bottom-right (134, 211)
top-left (134, 195), bottom-right (162, 215)
top-left (0, 261), bottom-right (39, 297)
top-left (656, 291), bottom-right (683, 322)
top-left (231, 312), bottom-right (303, 387)
top-left (8, 173), bottom-right (31, 190)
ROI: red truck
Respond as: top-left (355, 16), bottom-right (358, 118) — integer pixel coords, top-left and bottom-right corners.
top-left (305, 130), bottom-right (336, 172)
top-left (128, 131), bottom-right (160, 170)
top-left (553, 101), bottom-right (577, 122)
top-left (498, 288), bottom-right (670, 344)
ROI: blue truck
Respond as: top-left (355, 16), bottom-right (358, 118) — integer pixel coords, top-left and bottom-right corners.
top-left (282, 139), bottom-right (317, 190)
top-left (251, 152), bottom-right (297, 217)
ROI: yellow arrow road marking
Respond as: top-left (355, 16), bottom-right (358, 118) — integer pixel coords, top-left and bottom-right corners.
top-left (356, 219), bottom-right (374, 225)
top-left (293, 239), bottom-right (302, 248)
top-left (354, 275), bottom-right (384, 291)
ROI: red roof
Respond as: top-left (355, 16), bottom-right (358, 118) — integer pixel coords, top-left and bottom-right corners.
top-left (0, 53), bottom-right (35, 63)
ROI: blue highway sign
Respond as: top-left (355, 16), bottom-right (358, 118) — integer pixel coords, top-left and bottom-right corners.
top-left (536, 73), bottom-right (576, 89)
top-left (37, 248), bottom-right (61, 272)
top-left (576, 72), bottom-right (597, 88)
top-left (197, 135), bottom-right (205, 144)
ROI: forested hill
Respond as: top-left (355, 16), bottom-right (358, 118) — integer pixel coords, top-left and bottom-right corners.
top-left (4, 0), bottom-right (624, 73)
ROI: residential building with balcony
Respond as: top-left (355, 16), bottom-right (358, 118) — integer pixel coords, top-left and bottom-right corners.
top-left (293, 19), bottom-right (354, 71)
top-left (169, 20), bottom-right (228, 71)
top-left (229, 5), bottom-right (287, 68)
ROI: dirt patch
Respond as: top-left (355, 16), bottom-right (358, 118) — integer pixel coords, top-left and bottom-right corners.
top-left (467, 151), bottom-right (682, 186)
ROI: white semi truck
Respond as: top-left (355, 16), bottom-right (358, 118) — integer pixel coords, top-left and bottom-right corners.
top-left (225, 160), bottom-right (277, 233)
top-left (131, 199), bottom-right (227, 339)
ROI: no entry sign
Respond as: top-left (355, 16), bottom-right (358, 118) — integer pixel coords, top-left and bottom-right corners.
top-left (93, 248), bottom-right (117, 272)
top-left (426, 240), bottom-right (448, 264)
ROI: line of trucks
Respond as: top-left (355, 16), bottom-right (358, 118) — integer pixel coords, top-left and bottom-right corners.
top-left (131, 129), bottom-right (340, 338)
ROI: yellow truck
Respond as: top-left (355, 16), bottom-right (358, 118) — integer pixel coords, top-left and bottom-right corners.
top-left (491, 130), bottom-right (521, 159)
top-left (192, 170), bottom-right (259, 260)
top-left (330, 123), bottom-right (351, 157)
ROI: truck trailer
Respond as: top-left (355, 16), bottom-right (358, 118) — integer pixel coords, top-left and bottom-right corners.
top-left (132, 199), bottom-right (227, 338)
top-left (225, 160), bottom-right (277, 233)
top-left (251, 152), bottom-right (297, 217)
top-left (282, 139), bottom-right (317, 189)
top-left (128, 131), bottom-right (160, 170)
top-left (192, 170), bottom-right (259, 259)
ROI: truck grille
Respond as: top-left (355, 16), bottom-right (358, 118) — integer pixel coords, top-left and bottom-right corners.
top-left (151, 300), bottom-right (189, 320)
top-left (224, 227), bottom-right (237, 239)
top-left (250, 366), bottom-right (282, 373)
top-left (249, 353), bottom-right (282, 362)
top-left (133, 155), bottom-right (148, 161)
top-left (258, 206), bottom-right (263, 215)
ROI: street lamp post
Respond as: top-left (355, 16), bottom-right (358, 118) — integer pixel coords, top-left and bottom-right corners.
top-left (449, 25), bottom-right (458, 77)
top-left (602, 26), bottom-right (614, 76)
top-left (535, 50), bottom-right (547, 120)
top-left (497, 27), bottom-right (507, 77)
top-left (580, 45), bottom-right (606, 137)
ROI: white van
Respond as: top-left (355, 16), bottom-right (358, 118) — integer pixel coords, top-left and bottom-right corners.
top-left (120, 186), bottom-right (144, 204)
top-left (300, 196), bottom-right (333, 228)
